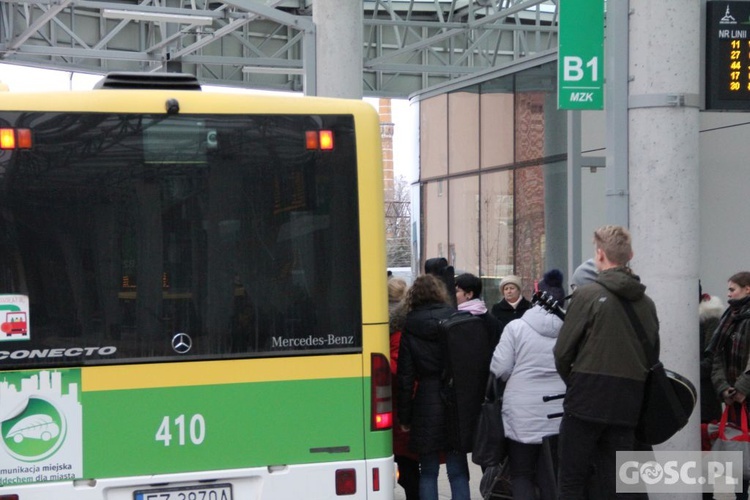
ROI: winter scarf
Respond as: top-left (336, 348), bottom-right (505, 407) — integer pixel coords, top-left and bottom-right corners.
top-left (458, 298), bottom-right (488, 316)
top-left (708, 295), bottom-right (750, 384)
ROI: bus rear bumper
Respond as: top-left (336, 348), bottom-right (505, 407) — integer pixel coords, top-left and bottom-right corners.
top-left (0, 457), bottom-right (396, 500)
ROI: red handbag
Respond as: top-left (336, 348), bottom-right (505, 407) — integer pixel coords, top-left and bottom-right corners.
top-left (709, 405), bottom-right (750, 478)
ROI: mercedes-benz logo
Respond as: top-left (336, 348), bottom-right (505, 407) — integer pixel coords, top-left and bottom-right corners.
top-left (172, 333), bottom-right (192, 354)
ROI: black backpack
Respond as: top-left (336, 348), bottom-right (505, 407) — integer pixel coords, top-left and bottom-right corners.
top-left (438, 311), bottom-right (494, 452)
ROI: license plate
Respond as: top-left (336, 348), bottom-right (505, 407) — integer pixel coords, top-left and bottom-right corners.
top-left (134, 483), bottom-right (232, 500)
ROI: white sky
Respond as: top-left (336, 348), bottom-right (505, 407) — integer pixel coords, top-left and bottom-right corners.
top-left (0, 63), bottom-right (415, 180)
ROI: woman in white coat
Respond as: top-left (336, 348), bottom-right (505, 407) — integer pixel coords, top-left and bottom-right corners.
top-left (490, 303), bottom-right (566, 500)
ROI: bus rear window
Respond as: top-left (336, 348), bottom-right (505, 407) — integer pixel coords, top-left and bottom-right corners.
top-left (0, 112), bottom-right (362, 368)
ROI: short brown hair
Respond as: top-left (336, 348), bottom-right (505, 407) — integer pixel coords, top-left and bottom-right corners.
top-left (593, 225), bottom-right (632, 266)
top-left (729, 271), bottom-right (750, 288)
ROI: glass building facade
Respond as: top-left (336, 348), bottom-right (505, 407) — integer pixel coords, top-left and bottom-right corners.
top-left (415, 60), bottom-right (569, 307)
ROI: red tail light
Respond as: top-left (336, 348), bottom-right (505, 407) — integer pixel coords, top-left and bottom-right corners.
top-left (371, 353), bottom-right (393, 430)
top-left (372, 467), bottom-right (381, 491)
top-left (305, 130), bottom-right (319, 150)
top-left (16, 129), bottom-right (32, 149)
top-left (335, 468), bottom-right (356, 495)
top-left (0, 495), bottom-right (20, 500)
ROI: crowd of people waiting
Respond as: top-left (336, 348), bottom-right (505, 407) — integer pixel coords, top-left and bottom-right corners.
top-left (389, 224), bottom-right (746, 500)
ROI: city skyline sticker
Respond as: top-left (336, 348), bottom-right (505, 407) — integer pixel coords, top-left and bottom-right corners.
top-left (0, 370), bottom-right (82, 485)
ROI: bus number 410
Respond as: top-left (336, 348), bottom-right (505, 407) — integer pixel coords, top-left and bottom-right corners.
top-left (156, 414), bottom-right (206, 446)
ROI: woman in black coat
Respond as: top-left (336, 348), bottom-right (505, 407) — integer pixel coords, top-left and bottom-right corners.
top-left (396, 274), bottom-right (470, 500)
top-left (490, 274), bottom-right (531, 333)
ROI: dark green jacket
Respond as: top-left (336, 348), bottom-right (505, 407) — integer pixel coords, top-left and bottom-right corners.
top-left (554, 267), bottom-right (659, 426)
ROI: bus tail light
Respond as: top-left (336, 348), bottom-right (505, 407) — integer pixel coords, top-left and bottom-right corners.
top-left (0, 494), bottom-right (19, 500)
top-left (305, 130), bottom-right (334, 151)
top-left (17, 129), bottom-right (32, 149)
top-left (371, 353), bottom-right (393, 430)
top-left (0, 128), bottom-right (15, 149)
top-left (305, 130), bottom-right (319, 149)
top-left (0, 128), bottom-right (32, 150)
top-left (372, 467), bottom-right (380, 491)
top-left (319, 130), bottom-right (334, 150)
top-left (335, 468), bottom-right (356, 495)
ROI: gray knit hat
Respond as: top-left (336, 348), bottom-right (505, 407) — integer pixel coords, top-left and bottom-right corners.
top-left (499, 275), bottom-right (522, 291)
top-left (570, 259), bottom-right (598, 289)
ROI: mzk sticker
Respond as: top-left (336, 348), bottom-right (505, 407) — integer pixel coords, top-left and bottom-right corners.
top-left (0, 295), bottom-right (30, 342)
top-left (0, 370), bottom-right (82, 485)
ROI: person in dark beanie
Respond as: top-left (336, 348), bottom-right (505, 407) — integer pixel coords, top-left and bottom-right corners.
top-left (425, 257), bottom-right (456, 307)
top-left (537, 269), bottom-right (565, 305)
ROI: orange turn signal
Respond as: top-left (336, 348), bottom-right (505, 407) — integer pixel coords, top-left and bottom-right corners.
top-left (0, 128), bottom-right (15, 149)
top-left (319, 130), bottom-right (334, 150)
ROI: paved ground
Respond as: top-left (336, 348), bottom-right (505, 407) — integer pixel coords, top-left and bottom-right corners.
top-left (393, 455), bottom-right (485, 500)
top-left (391, 457), bottom-right (735, 499)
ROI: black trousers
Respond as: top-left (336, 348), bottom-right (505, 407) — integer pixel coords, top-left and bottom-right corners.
top-left (507, 439), bottom-right (556, 500)
top-left (557, 413), bottom-right (640, 500)
top-left (395, 454), bottom-right (421, 500)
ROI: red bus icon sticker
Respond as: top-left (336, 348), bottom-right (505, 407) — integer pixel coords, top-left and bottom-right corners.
top-left (0, 296), bottom-right (30, 340)
top-left (2, 312), bottom-right (27, 337)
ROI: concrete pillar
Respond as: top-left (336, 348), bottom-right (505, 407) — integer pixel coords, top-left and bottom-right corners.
top-left (312, 0), bottom-right (362, 99)
top-left (628, 0), bottom-right (701, 462)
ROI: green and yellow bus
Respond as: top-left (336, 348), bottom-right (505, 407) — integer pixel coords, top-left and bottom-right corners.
top-left (0, 72), bottom-right (393, 499)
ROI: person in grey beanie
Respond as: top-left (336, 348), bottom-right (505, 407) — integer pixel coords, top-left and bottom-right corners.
top-left (569, 258), bottom-right (597, 290)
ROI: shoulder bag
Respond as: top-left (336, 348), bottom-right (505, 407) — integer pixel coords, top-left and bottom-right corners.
top-left (471, 374), bottom-right (507, 467)
top-left (619, 298), bottom-right (697, 445)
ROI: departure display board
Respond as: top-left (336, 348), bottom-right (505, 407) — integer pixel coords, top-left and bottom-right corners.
top-left (706, 1), bottom-right (750, 110)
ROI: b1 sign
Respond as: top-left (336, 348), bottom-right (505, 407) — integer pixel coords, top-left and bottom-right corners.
top-left (558, 0), bottom-right (605, 110)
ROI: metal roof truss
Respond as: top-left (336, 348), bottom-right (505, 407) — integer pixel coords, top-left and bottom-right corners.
top-left (0, 0), bottom-right (558, 97)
